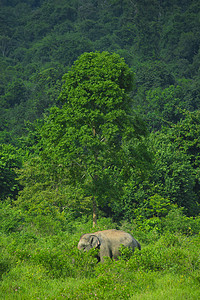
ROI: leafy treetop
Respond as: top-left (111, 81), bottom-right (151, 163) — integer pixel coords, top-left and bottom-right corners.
top-left (40, 51), bottom-right (150, 223)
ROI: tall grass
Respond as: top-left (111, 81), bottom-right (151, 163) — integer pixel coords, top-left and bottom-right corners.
top-left (0, 206), bottom-right (200, 299)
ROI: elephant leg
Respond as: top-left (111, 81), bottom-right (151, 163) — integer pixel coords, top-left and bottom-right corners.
top-left (99, 246), bottom-right (112, 261)
top-left (112, 249), bottom-right (121, 260)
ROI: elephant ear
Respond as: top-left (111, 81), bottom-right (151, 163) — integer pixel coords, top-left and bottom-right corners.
top-left (90, 235), bottom-right (100, 248)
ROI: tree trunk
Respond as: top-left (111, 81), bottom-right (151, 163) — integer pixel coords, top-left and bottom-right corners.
top-left (92, 196), bottom-right (97, 227)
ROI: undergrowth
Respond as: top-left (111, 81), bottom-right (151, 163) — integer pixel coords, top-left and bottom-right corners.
top-left (0, 205), bottom-right (200, 299)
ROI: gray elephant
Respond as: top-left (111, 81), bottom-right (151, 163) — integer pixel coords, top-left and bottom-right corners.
top-left (78, 229), bottom-right (141, 262)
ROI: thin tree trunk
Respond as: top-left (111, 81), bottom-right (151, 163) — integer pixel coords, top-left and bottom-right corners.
top-left (92, 196), bottom-right (97, 227)
top-left (92, 127), bottom-right (97, 227)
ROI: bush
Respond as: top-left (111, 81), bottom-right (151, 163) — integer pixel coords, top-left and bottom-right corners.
top-left (162, 208), bottom-right (200, 235)
top-left (0, 201), bottom-right (24, 233)
top-left (0, 218), bottom-right (200, 299)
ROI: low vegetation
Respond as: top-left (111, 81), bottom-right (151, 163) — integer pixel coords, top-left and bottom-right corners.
top-left (0, 204), bottom-right (200, 299)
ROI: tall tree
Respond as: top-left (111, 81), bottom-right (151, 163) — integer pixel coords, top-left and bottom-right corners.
top-left (40, 51), bottom-right (150, 225)
top-left (0, 144), bottom-right (22, 200)
top-left (168, 110), bottom-right (200, 210)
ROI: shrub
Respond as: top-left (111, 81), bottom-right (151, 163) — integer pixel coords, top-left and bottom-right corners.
top-left (0, 201), bottom-right (24, 233)
top-left (162, 208), bottom-right (200, 235)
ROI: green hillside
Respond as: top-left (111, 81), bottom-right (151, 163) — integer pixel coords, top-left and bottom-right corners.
top-left (0, 1), bottom-right (200, 298)
top-left (1, 0), bottom-right (200, 140)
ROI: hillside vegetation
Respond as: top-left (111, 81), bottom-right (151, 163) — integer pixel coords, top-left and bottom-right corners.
top-left (0, 1), bottom-right (200, 299)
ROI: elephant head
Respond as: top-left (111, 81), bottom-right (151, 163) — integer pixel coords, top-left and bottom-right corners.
top-left (78, 234), bottom-right (101, 252)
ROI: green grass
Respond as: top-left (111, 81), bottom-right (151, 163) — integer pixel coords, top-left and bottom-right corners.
top-left (132, 273), bottom-right (200, 300)
top-left (1, 263), bottom-right (199, 299)
top-left (0, 214), bottom-right (200, 299)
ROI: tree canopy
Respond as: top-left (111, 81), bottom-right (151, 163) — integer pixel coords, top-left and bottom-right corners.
top-left (39, 51), bottom-right (150, 225)
top-left (0, 144), bottom-right (22, 200)
top-left (1, 0), bottom-right (200, 226)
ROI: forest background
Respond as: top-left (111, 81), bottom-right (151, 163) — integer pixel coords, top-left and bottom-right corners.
top-left (1, 0), bottom-right (200, 299)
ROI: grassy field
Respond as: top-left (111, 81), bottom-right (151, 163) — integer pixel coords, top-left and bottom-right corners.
top-left (0, 211), bottom-right (200, 299)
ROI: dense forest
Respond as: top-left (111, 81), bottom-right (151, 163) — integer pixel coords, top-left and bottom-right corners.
top-left (1, 0), bottom-right (200, 298)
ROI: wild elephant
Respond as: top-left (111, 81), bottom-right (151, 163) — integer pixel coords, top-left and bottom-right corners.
top-left (78, 229), bottom-right (141, 262)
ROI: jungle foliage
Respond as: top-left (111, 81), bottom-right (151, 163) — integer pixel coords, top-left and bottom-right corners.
top-left (0, 1), bottom-right (200, 298)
